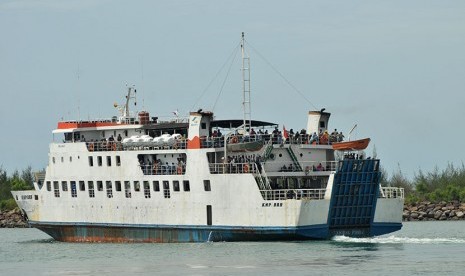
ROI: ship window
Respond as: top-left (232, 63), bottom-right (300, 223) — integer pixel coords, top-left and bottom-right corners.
top-left (70, 156), bottom-right (72, 162)
top-left (62, 181), bottom-right (68, 191)
top-left (88, 181), bottom-right (95, 198)
top-left (102, 131), bottom-right (105, 138)
top-left (107, 156), bottom-right (111, 166)
top-left (79, 181), bottom-right (85, 191)
top-left (153, 181), bottom-right (160, 192)
top-left (53, 181), bottom-right (60, 197)
top-left (201, 122), bottom-right (206, 129)
top-left (319, 121), bottom-right (325, 128)
top-left (183, 180), bottom-right (190, 192)
top-left (52, 157), bottom-right (55, 164)
top-left (97, 156), bottom-right (102, 166)
top-left (106, 181), bottom-right (113, 198)
top-left (124, 130), bottom-right (128, 137)
top-left (71, 181), bottom-right (77, 197)
top-left (125, 181), bottom-right (131, 198)
top-left (203, 180), bottom-right (211, 191)
top-left (115, 181), bottom-right (122, 192)
top-left (134, 181), bottom-right (140, 192)
top-left (116, 156), bottom-right (121, 166)
top-left (88, 156), bottom-right (94, 167)
top-left (173, 180), bottom-right (180, 192)
top-left (97, 181), bottom-right (103, 191)
top-left (46, 181), bottom-right (51, 191)
top-left (163, 181), bottom-right (170, 198)
top-left (61, 157), bottom-right (64, 163)
top-left (144, 181), bottom-right (151, 198)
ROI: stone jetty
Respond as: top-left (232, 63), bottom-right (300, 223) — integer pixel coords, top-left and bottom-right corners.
top-left (403, 201), bottom-right (465, 221)
top-left (0, 208), bottom-right (28, 228)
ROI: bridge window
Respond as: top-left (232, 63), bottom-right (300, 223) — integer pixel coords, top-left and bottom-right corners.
top-left (125, 181), bottom-right (131, 198)
top-left (46, 181), bottom-right (51, 191)
top-left (134, 181), bottom-right (140, 192)
top-left (153, 181), bottom-right (160, 192)
top-left (115, 181), bottom-right (122, 192)
top-left (183, 180), bottom-right (190, 192)
top-left (173, 181), bottom-right (180, 192)
top-left (61, 181), bottom-right (68, 192)
top-left (97, 181), bottom-right (103, 191)
top-left (163, 181), bottom-right (170, 198)
top-left (88, 181), bottom-right (95, 198)
top-left (106, 181), bottom-right (113, 198)
top-left (79, 181), bottom-right (85, 191)
top-left (144, 181), bottom-right (151, 198)
top-left (71, 181), bottom-right (77, 197)
top-left (53, 181), bottom-right (60, 197)
top-left (204, 180), bottom-right (211, 191)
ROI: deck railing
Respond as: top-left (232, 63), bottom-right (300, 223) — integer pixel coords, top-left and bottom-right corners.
top-left (268, 161), bottom-right (338, 173)
top-left (85, 140), bottom-right (188, 152)
top-left (77, 132), bottom-right (338, 152)
top-left (379, 187), bottom-right (405, 199)
top-left (260, 189), bottom-right (326, 200)
top-left (139, 164), bottom-right (186, 175)
top-left (209, 162), bottom-right (259, 174)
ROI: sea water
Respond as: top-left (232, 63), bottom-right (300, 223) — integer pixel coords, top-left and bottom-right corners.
top-left (1, 221), bottom-right (465, 275)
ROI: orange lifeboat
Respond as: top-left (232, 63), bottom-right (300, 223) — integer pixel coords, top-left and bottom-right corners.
top-left (332, 138), bottom-right (371, 151)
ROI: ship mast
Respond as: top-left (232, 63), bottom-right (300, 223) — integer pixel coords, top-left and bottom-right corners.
top-left (241, 32), bottom-right (251, 132)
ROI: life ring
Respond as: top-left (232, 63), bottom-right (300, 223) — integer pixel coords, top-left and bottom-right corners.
top-left (177, 166), bottom-right (183, 175)
top-left (88, 143), bottom-right (94, 152)
top-left (243, 163), bottom-right (249, 173)
top-left (231, 136), bottom-right (238, 143)
top-left (305, 166), bottom-right (310, 176)
top-left (112, 143), bottom-right (117, 151)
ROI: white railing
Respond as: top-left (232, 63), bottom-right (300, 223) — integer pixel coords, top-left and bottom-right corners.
top-left (209, 162), bottom-right (259, 174)
top-left (266, 161), bottom-right (338, 173)
top-left (85, 140), bottom-right (188, 152)
top-left (379, 187), bottom-right (405, 199)
top-left (139, 164), bottom-right (186, 175)
top-left (260, 189), bottom-right (326, 200)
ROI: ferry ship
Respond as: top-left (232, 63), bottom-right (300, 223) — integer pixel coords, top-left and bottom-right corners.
top-left (12, 34), bottom-right (404, 242)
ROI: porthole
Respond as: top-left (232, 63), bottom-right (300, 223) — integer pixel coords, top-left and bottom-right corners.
top-left (279, 153), bottom-right (282, 157)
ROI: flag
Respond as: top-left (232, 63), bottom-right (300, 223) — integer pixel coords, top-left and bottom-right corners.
top-left (282, 125), bottom-right (289, 140)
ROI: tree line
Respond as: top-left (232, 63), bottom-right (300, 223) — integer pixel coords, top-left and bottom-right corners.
top-left (381, 163), bottom-right (465, 204)
top-left (0, 167), bottom-right (34, 210)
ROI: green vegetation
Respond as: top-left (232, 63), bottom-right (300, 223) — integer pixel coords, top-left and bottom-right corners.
top-left (0, 167), bottom-right (34, 210)
top-left (383, 163), bottom-right (465, 204)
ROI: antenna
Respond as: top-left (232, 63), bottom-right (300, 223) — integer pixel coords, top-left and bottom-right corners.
top-left (348, 124), bottom-right (357, 141)
top-left (77, 65), bottom-right (81, 121)
top-left (241, 32), bottom-right (251, 132)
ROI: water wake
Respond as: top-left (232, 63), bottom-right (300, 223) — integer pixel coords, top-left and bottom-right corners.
top-left (332, 235), bottom-right (465, 244)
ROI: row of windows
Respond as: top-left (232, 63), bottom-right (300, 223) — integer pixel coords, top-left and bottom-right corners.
top-left (45, 180), bottom-right (212, 199)
top-left (51, 155), bottom-right (121, 167)
top-left (89, 156), bottom-right (121, 167)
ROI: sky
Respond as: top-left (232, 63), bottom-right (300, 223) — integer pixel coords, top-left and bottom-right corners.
top-left (1, 0), bottom-right (464, 179)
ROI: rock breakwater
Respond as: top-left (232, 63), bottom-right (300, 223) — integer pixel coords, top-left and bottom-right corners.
top-left (0, 208), bottom-right (28, 228)
top-left (403, 201), bottom-right (465, 221)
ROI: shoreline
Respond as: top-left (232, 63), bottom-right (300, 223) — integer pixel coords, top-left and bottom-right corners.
top-left (403, 201), bottom-right (465, 221)
top-left (0, 208), bottom-right (28, 228)
top-left (3, 201), bottom-right (465, 228)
